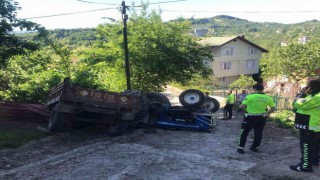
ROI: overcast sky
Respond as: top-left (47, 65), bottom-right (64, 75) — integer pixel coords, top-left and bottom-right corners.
top-left (15, 0), bottom-right (320, 29)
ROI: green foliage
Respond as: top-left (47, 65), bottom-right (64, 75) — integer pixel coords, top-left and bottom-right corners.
top-left (79, 7), bottom-right (212, 92)
top-left (229, 75), bottom-right (256, 89)
top-left (269, 110), bottom-right (295, 128)
top-left (0, 50), bottom-right (64, 102)
top-left (0, 0), bottom-right (45, 68)
top-left (261, 38), bottom-right (320, 82)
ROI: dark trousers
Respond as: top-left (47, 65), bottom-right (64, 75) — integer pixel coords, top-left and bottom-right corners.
top-left (238, 115), bottom-right (266, 148)
top-left (224, 104), bottom-right (234, 119)
top-left (236, 101), bottom-right (243, 112)
top-left (315, 134), bottom-right (320, 164)
top-left (299, 130), bottom-right (320, 168)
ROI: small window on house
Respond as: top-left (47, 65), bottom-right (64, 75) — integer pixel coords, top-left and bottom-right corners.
top-left (247, 60), bottom-right (256, 69)
top-left (248, 47), bottom-right (257, 55)
top-left (221, 61), bottom-right (232, 70)
top-left (219, 77), bottom-right (226, 82)
top-left (222, 47), bottom-right (233, 56)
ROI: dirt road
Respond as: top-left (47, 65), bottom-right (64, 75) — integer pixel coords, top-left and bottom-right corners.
top-left (0, 87), bottom-right (319, 180)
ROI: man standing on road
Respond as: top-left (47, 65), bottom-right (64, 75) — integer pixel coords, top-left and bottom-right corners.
top-left (290, 78), bottom-right (320, 172)
top-left (222, 90), bottom-right (235, 120)
top-left (237, 83), bottom-right (275, 154)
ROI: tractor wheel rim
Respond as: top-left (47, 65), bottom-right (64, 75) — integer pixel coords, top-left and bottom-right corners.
top-left (184, 93), bottom-right (200, 104)
top-left (203, 100), bottom-right (215, 109)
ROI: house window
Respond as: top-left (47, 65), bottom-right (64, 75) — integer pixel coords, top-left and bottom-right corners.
top-left (222, 47), bottom-right (233, 56)
top-left (221, 61), bottom-right (232, 70)
top-left (247, 60), bottom-right (256, 69)
top-left (219, 77), bottom-right (226, 82)
top-left (248, 47), bottom-right (257, 55)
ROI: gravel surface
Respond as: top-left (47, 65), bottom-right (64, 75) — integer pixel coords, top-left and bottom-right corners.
top-left (0, 87), bottom-right (319, 180)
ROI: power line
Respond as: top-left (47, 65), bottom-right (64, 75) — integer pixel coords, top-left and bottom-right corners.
top-left (76, 0), bottom-right (119, 5)
top-left (76, 0), bottom-right (188, 7)
top-left (150, 0), bottom-right (187, 4)
top-left (24, 8), bottom-right (118, 19)
top-left (140, 0), bottom-right (187, 6)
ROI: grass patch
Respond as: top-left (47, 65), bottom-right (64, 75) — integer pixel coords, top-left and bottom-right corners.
top-left (0, 120), bottom-right (48, 149)
top-left (269, 110), bottom-right (295, 128)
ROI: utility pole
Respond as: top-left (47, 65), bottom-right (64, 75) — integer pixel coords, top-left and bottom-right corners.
top-left (121, 0), bottom-right (131, 90)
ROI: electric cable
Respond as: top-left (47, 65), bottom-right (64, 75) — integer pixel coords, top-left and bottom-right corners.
top-left (76, 0), bottom-right (188, 7)
top-left (76, 0), bottom-right (119, 5)
top-left (24, 7), bottom-right (118, 19)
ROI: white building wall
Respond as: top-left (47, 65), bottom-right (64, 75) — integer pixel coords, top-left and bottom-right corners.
top-left (210, 39), bottom-right (263, 87)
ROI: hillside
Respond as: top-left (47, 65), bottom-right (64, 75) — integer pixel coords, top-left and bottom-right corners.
top-left (189, 15), bottom-right (320, 49)
top-left (18, 15), bottom-right (320, 51)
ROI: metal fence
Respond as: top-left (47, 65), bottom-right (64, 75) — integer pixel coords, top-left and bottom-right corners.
top-left (211, 89), bottom-right (295, 111)
top-left (272, 94), bottom-right (295, 110)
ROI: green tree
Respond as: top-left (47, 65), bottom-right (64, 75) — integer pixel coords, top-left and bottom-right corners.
top-left (0, 0), bottom-right (44, 67)
top-left (0, 50), bottom-right (62, 102)
top-left (261, 38), bottom-right (320, 82)
top-left (0, 0), bottom-right (47, 101)
top-left (229, 75), bottom-right (256, 89)
top-left (81, 7), bottom-right (212, 92)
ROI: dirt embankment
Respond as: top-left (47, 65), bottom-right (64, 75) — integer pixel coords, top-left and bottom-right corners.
top-left (0, 87), bottom-right (319, 180)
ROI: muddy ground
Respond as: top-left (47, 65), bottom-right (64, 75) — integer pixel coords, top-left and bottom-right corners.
top-left (0, 87), bottom-right (319, 180)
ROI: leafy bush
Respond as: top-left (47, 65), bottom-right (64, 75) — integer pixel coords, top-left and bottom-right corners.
top-left (269, 110), bottom-right (295, 128)
top-left (229, 75), bottom-right (256, 89)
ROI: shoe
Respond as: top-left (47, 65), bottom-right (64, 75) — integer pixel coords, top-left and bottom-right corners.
top-left (250, 147), bottom-right (259, 153)
top-left (289, 165), bottom-right (313, 172)
top-left (227, 118), bottom-right (232, 120)
top-left (221, 118), bottom-right (227, 120)
top-left (237, 148), bottom-right (244, 154)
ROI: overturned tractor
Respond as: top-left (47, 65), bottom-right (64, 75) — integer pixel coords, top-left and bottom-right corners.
top-left (44, 79), bottom-right (220, 135)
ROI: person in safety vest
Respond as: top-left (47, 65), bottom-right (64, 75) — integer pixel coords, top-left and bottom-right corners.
top-left (237, 83), bottom-right (275, 154)
top-left (290, 78), bottom-right (320, 172)
top-left (222, 90), bottom-right (236, 120)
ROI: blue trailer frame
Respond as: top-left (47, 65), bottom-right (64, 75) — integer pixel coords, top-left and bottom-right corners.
top-left (155, 106), bottom-right (217, 132)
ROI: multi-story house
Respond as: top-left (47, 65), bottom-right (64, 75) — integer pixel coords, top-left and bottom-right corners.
top-left (200, 36), bottom-right (268, 87)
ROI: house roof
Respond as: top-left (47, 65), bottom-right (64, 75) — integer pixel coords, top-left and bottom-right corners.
top-left (199, 36), bottom-right (269, 53)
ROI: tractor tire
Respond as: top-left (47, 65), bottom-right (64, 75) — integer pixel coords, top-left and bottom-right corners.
top-left (107, 120), bottom-right (129, 136)
top-left (48, 104), bottom-right (66, 132)
top-left (146, 92), bottom-right (171, 124)
top-left (201, 97), bottom-right (220, 113)
top-left (146, 92), bottom-right (171, 108)
top-left (179, 89), bottom-right (205, 108)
